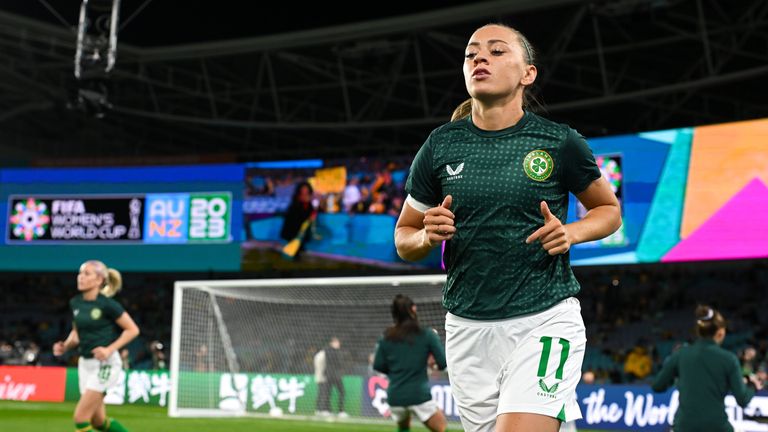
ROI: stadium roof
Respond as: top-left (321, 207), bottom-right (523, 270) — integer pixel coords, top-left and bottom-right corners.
top-left (0, 0), bottom-right (767, 162)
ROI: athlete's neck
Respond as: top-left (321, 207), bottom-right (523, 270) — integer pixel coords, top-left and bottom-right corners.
top-left (471, 98), bottom-right (525, 131)
top-left (82, 289), bottom-right (99, 301)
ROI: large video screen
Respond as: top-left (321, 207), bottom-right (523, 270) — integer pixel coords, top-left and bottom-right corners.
top-left (1, 117), bottom-right (765, 272)
top-left (569, 117), bottom-right (768, 265)
top-left (242, 118), bottom-right (768, 270)
top-left (242, 158), bottom-right (442, 272)
top-left (0, 165), bottom-right (243, 271)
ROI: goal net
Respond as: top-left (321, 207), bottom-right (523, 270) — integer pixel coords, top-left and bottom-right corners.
top-left (169, 274), bottom-right (452, 420)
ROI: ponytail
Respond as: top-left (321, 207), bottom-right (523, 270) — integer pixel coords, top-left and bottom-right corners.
top-left (385, 294), bottom-right (421, 343)
top-left (101, 268), bottom-right (123, 298)
top-left (451, 98), bottom-right (472, 122)
top-left (694, 304), bottom-right (725, 338)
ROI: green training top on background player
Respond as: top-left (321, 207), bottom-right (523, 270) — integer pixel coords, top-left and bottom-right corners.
top-left (394, 23), bottom-right (621, 432)
top-left (373, 294), bottom-right (448, 432)
top-left (652, 305), bottom-right (762, 432)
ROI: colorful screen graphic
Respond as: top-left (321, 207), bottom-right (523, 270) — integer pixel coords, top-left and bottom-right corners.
top-left (0, 165), bottom-right (243, 271)
top-left (569, 117), bottom-right (768, 265)
top-left (8, 193), bottom-right (232, 244)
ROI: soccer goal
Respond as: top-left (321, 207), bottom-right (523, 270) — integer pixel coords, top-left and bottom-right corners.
top-left (168, 274), bottom-right (452, 419)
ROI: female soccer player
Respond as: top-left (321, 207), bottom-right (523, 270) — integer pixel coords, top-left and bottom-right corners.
top-left (373, 294), bottom-right (448, 432)
top-left (54, 260), bottom-right (140, 432)
top-left (652, 305), bottom-right (762, 432)
top-left (395, 23), bottom-right (621, 432)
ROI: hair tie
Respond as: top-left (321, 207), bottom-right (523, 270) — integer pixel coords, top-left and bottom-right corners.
top-left (698, 308), bottom-right (714, 322)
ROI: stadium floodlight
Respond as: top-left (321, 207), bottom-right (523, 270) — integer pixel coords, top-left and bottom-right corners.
top-left (72, 0), bottom-right (120, 117)
top-left (75, 0), bottom-right (120, 79)
top-left (169, 275), bottom-right (449, 420)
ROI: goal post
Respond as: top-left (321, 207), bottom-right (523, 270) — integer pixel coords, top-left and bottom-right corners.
top-left (168, 274), bottom-right (450, 419)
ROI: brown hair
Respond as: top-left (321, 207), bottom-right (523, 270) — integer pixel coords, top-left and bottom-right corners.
top-left (694, 304), bottom-right (726, 338)
top-left (452, 23), bottom-right (540, 122)
top-left (83, 260), bottom-right (123, 297)
top-left (384, 294), bottom-right (421, 343)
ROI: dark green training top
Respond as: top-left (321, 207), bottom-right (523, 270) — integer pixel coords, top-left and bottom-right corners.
top-left (372, 328), bottom-right (447, 407)
top-left (70, 293), bottom-right (125, 359)
top-left (405, 112), bottom-right (601, 319)
top-left (652, 339), bottom-right (756, 432)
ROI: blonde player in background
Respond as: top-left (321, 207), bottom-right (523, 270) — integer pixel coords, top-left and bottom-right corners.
top-left (54, 260), bottom-right (139, 432)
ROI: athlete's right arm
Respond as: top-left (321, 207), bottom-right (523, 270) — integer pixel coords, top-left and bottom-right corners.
top-left (395, 196), bottom-right (454, 262)
top-left (372, 341), bottom-right (388, 374)
top-left (53, 325), bottom-right (80, 356)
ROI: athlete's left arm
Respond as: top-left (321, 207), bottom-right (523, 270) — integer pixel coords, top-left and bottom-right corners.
top-left (526, 177), bottom-right (621, 255)
top-left (568, 177), bottom-right (622, 245)
top-left (91, 312), bottom-right (140, 361)
top-left (728, 354), bottom-right (756, 407)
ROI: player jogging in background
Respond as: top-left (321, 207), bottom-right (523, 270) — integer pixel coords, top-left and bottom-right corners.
top-left (373, 294), bottom-right (448, 432)
top-left (53, 260), bottom-right (140, 432)
top-left (394, 23), bottom-right (621, 432)
top-left (652, 305), bottom-right (762, 432)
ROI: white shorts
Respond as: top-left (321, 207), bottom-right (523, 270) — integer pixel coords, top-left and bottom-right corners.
top-left (78, 351), bottom-right (123, 395)
top-left (390, 399), bottom-right (439, 423)
top-left (445, 297), bottom-right (586, 432)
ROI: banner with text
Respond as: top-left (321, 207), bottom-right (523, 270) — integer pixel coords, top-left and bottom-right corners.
top-left (0, 366), bottom-right (66, 402)
top-left (6, 193), bottom-right (231, 244)
top-left (577, 384), bottom-right (768, 431)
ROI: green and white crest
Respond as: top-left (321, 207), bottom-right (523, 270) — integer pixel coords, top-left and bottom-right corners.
top-left (523, 150), bottom-right (554, 181)
top-left (90, 308), bottom-right (102, 320)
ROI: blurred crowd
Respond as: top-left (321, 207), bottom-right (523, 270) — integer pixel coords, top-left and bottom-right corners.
top-left (245, 157), bottom-right (410, 217)
top-left (575, 260), bottom-right (768, 386)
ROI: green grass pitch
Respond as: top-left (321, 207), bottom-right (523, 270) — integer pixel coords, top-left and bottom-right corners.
top-left (0, 401), bottom-right (602, 431)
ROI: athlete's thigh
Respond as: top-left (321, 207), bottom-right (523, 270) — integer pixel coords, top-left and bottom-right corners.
top-left (446, 314), bottom-right (511, 432)
top-left (74, 389), bottom-right (105, 421)
top-left (498, 298), bottom-right (586, 424)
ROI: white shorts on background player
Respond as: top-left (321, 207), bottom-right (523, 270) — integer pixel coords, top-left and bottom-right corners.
top-left (78, 351), bottom-right (123, 394)
top-left (390, 399), bottom-right (439, 423)
top-left (445, 297), bottom-right (586, 432)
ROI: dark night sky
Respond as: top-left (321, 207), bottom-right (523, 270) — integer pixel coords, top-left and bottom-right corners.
top-left (1, 0), bottom-right (478, 46)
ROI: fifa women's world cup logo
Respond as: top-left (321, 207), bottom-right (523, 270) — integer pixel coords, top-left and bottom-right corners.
top-left (9, 198), bottom-right (50, 241)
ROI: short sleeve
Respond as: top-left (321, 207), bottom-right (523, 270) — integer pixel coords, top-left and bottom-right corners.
top-left (405, 134), bottom-right (441, 207)
top-left (104, 298), bottom-right (126, 321)
top-left (561, 128), bottom-right (601, 195)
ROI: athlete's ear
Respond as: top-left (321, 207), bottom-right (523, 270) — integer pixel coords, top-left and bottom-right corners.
top-left (521, 64), bottom-right (537, 86)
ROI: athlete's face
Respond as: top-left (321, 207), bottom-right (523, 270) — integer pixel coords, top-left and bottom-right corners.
top-left (77, 263), bottom-right (104, 293)
top-left (463, 25), bottom-right (536, 103)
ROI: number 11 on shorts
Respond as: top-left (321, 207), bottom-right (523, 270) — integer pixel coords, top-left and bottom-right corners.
top-left (537, 336), bottom-right (570, 380)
